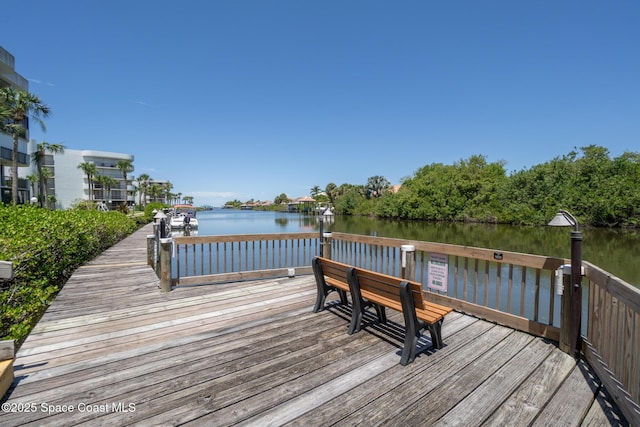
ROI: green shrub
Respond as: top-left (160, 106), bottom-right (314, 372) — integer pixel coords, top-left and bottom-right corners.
top-left (0, 205), bottom-right (137, 344)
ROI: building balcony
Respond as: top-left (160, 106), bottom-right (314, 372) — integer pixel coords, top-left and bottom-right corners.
top-left (0, 47), bottom-right (28, 90)
top-left (0, 147), bottom-right (29, 167)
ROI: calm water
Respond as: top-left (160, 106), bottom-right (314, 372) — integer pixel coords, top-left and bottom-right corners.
top-left (191, 209), bottom-right (640, 287)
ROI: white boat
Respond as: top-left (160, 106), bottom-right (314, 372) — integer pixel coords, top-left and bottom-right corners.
top-left (169, 204), bottom-right (199, 229)
top-left (315, 204), bottom-right (334, 216)
top-left (170, 228), bottom-right (198, 237)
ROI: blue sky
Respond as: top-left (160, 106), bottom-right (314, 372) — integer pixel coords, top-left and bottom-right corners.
top-left (3, 1), bottom-right (639, 207)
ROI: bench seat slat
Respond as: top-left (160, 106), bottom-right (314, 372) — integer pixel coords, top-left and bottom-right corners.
top-left (359, 290), bottom-right (444, 324)
top-left (355, 270), bottom-right (450, 319)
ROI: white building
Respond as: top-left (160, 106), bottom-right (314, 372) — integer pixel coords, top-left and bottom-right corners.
top-left (1, 45), bottom-right (31, 204)
top-left (40, 146), bottom-right (135, 210)
top-left (3, 46), bottom-right (141, 209)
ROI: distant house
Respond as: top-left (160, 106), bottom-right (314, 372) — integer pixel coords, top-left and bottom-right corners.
top-left (288, 196), bottom-right (316, 213)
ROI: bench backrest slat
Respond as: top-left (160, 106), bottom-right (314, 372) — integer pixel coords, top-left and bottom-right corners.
top-left (353, 267), bottom-right (426, 310)
top-left (318, 258), bottom-right (352, 282)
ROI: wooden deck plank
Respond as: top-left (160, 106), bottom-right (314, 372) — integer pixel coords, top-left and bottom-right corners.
top-left (14, 295), bottom-right (316, 379)
top-left (257, 315), bottom-right (487, 427)
top-left (9, 305), bottom-right (317, 399)
top-left (481, 347), bottom-right (577, 427)
top-left (530, 361), bottom-right (601, 427)
top-left (433, 337), bottom-right (556, 426)
top-left (582, 387), bottom-right (629, 426)
top-left (8, 313), bottom-right (354, 426)
top-left (24, 281), bottom-right (315, 345)
top-left (0, 224), bottom-right (628, 426)
top-left (344, 328), bottom-right (534, 426)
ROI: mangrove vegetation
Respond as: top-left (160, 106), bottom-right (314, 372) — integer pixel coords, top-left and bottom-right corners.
top-left (322, 145), bottom-right (640, 228)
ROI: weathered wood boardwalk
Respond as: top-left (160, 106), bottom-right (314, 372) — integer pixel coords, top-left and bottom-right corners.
top-left (0, 224), bottom-right (628, 426)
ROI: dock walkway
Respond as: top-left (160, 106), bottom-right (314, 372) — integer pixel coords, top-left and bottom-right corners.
top-left (0, 224), bottom-right (628, 426)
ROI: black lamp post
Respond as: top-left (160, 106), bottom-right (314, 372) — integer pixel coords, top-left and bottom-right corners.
top-left (548, 209), bottom-right (583, 359)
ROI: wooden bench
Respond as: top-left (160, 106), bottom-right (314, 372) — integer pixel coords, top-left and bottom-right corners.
top-left (312, 256), bottom-right (453, 365)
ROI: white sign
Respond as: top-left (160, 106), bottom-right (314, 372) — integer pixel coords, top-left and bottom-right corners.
top-left (428, 253), bottom-right (448, 292)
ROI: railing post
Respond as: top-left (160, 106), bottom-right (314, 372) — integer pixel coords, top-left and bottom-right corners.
top-left (147, 234), bottom-right (155, 268)
top-left (160, 218), bottom-right (168, 238)
top-left (159, 238), bottom-right (173, 292)
top-left (322, 232), bottom-right (332, 259)
top-left (559, 270), bottom-right (571, 354)
top-left (569, 230), bottom-right (583, 359)
top-left (154, 234), bottom-right (161, 276)
top-left (401, 245), bottom-right (416, 281)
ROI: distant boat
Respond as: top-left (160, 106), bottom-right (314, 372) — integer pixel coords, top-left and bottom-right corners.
top-left (170, 204), bottom-right (199, 229)
top-left (315, 204), bottom-right (334, 216)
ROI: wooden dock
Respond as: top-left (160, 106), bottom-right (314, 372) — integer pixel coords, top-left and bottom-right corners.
top-left (0, 224), bottom-right (628, 426)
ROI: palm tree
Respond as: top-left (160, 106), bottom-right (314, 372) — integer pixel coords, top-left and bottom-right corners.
top-left (366, 175), bottom-right (391, 199)
top-left (0, 87), bottom-right (51, 204)
top-left (31, 141), bottom-right (64, 207)
top-left (310, 185), bottom-right (321, 198)
top-left (46, 194), bottom-right (57, 210)
top-left (39, 167), bottom-right (52, 203)
top-left (77, 162), bottom-right (97, 201)
top-left (94, 175), bottom-right (119, 208)
top-left (92, 174), bottom-right (106, 202)
top-left (0, 103), bottom-right (11, 122)
top-left (136, 173), bottom-right (151, 207)
top-left (148, 183), bottom-right (162, 203)
top-left (116, 160), bottom-right (134, 207)
top-left (162, 182), bottom-right (173, 204)
top-left (0, 103), bottom-right (14, 135)
top-left (26, 173), bottom-right (38, 201)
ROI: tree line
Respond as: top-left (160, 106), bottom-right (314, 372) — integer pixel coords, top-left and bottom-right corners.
top-left (315, 145), bottom-right (640, 228)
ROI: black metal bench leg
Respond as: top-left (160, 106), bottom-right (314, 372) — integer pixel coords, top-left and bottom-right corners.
top-left (338, 289), bottom-right (348, 306)
top-left (347, 267), bottom-right (364, 334)
top-left (348, 308), bottom-right (363, 335)
top-left (312, 257), bottom-right (330, 312)
top-left (348, 289), bottom-right (363, 335)
top-left (400, 323), bottom-right (419, 365)
top-left (428, 319), bottom-right (444, 349)
top-left (374, 304), bottom-right (387, 324)
top-left (313, 291), bottom-right (327, 313)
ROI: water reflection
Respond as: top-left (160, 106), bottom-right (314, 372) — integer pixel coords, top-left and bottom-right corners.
top-left (331, 217), bottom-right (640, 287)
top-left (274, 217), bottom-right (289, 227)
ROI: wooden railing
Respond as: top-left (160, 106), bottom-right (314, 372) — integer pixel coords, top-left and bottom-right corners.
top-left (327, 232), bottom-right (565, 341)
top-left (582, 261), bottom-right (640, 425)
top-left (170, 233), bottom-right (320, 286)
top-left (151, 230), bottom-right (640, 424)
